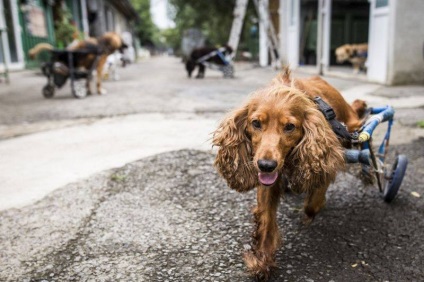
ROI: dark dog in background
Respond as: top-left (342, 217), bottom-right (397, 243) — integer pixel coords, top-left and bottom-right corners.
top-left (185, 45), bottom-right (233, 78)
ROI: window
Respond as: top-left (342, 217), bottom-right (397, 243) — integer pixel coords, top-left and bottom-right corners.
top-left (376, 0), bottom-right (389, 8)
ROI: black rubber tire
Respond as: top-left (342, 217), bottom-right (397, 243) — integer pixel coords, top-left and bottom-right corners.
top-left (72, 81), bottom-right (87, 99)
top-left (42, 85), bottom-right (55, 99)
top-left (383, 154), bottom-right (408, 203)
top-left (223, 65), bottom-right (234, 78)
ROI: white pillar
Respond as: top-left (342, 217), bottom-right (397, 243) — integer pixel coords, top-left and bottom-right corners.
top-left (228, 0), bottom-right (248, 56)
top-left (259, 0), bottom-right (269, 67)
top-left (278, 0), bottom-right (288, 66)
top-left (317, 0), bottom-right (332, 74)
top-left (80, 0), bottom-right (90, 38)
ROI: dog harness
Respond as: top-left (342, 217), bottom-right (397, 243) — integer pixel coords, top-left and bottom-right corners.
top-left (313, 97), bottom-right (358, 143)
top-left (351, 50), bottom-right (368, 59)
top-left (195, 47), bottom-right (231, 66)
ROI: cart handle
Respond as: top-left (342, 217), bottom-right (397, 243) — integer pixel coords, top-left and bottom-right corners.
top-left (358, 105), bottom-right (395, 142)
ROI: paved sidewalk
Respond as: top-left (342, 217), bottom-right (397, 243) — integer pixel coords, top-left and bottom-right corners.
top-left (0, 113), bottom-right (217, 210)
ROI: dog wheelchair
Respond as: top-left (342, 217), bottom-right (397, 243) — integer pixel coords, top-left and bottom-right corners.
top-left (315, 97), bottom-right (408, 202)
top-left (41, 49), bottom-right (100, 99)
top-left (196, 47), bottom-right (234, 78)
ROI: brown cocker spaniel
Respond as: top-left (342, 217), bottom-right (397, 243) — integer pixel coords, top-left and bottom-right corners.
top-left (213, 68), bottom-right (366, 279)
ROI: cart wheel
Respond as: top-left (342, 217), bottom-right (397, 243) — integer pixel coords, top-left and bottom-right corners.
top-left (42, 85), bottom-right (55, 98)
top-left (223, 65), bottom-right (234, 78)
top-left (72, 80), bottom-right (87, 99)
top-left (383, 154), bottom-right (408, 203)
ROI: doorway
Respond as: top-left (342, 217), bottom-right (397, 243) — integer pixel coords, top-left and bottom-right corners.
top-left (0, 0), bottom-right (24, 69)
top-left (328, 0), bottom-right (369, 73)
top-left (296, 0), bottom-right (370, 76)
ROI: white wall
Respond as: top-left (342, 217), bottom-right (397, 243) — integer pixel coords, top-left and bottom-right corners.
top-left (387, 0), bottom-right (424, 85)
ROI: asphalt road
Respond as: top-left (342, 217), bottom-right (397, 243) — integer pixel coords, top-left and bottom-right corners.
top-left (1, 57), bottom-right (423, 281)
top-left (1, 139), bottom-right (423, 281)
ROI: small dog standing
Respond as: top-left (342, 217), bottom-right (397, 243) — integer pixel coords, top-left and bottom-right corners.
top-left (213, 67), bottom-right (367, 280)
top-left (335, 43), bottom-right (368, 74)
top-left (185, 45), bottom-right (233, 78)
top-left (103, 51), bottom-right (123, 81)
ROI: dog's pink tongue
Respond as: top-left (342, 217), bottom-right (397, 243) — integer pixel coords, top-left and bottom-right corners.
top-left (258, 172), bottom-right (278, 186)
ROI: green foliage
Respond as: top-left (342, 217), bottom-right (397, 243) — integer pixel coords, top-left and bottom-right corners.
top-left (54, 3), bottom-right (77, 47)
top-left (166, 0), bottom-right (257, 52)
top-left (161, 28), bottom-right (180, 51)
top-left (417, 121), bottom-right (424, 128)
top-left (168, 0), bottom-right (234, 48)
top-left (130, 0), bottom-right (161, 46)
top-left (110, 173), bottom-right (127, 182)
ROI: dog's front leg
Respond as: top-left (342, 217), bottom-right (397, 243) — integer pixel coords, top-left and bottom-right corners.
top-left (196, 64), bottom-right (205, 78)
top-left (303, 184), bottom-right (329, 225)
top-left (244, 182), bottom-right (282, 280)
top-left (96, 55), bottom-right (108, 94)
top-left (86, 77), bottom-right (92, 95)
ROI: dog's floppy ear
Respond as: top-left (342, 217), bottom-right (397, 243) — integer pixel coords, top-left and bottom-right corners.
top-left (286, 104), bottom-right (345, 192)
top-left (351, 99), bottom-right (368, 119)
top-left (213, 105), bottom-right (258, 192)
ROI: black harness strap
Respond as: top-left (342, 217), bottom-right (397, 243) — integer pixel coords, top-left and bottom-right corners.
top-left (313, 96), bottom-right (357, 142)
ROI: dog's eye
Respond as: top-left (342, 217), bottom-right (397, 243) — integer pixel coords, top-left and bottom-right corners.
top-left (284, 123), bottom-right (295, 132)
top-left (252, 120), bottom-right (261, 129)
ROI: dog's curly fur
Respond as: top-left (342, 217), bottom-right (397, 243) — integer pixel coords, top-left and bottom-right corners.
top-left (213, 68), bottom-right (366, 280)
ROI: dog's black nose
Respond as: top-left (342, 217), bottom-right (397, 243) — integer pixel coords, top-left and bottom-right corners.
top-left (257, 159), bottom-right (277, 172)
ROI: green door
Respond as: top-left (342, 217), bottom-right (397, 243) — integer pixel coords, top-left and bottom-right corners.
top-left (18, 0), bottom-right (55, 69)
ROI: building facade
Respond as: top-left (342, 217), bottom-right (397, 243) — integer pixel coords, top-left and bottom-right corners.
top-left (0, 0), bottom-right (138, 70)
top-left (273, 0), bottom-right (424, 85)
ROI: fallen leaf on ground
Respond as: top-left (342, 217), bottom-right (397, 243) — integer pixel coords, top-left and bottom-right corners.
top-left (411, 191), bottom-right (421, 198)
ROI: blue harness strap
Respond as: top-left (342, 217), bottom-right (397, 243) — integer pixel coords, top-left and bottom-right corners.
top-left (196, 47), bottom-right (230, 65)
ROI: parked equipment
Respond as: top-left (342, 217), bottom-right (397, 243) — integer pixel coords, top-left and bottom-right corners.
top-left (41, 49), bottom-right (100, 99)
top-left (195, 47), bottom-right (234, 78)
top-left (343, 105), bottom-right (408, 202)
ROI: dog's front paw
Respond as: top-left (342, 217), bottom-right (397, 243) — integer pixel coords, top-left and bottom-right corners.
top-left (302, 214), bottom-right (315, 226)
top-left (243, 251), bottom-right (275, 281)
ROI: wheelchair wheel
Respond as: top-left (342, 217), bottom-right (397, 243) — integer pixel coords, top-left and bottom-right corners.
top-left (72, 80), bottom-right (87, 99)
top-left (222, 65), bottom-right (234, 78)
top-left (42, 85), bottom-right (55, 99)
top-left (383, 154), bottom-right (408, 203)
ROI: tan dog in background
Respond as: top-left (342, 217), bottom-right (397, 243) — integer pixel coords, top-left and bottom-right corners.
top-left (335, 43), bottom-right (368, 74)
